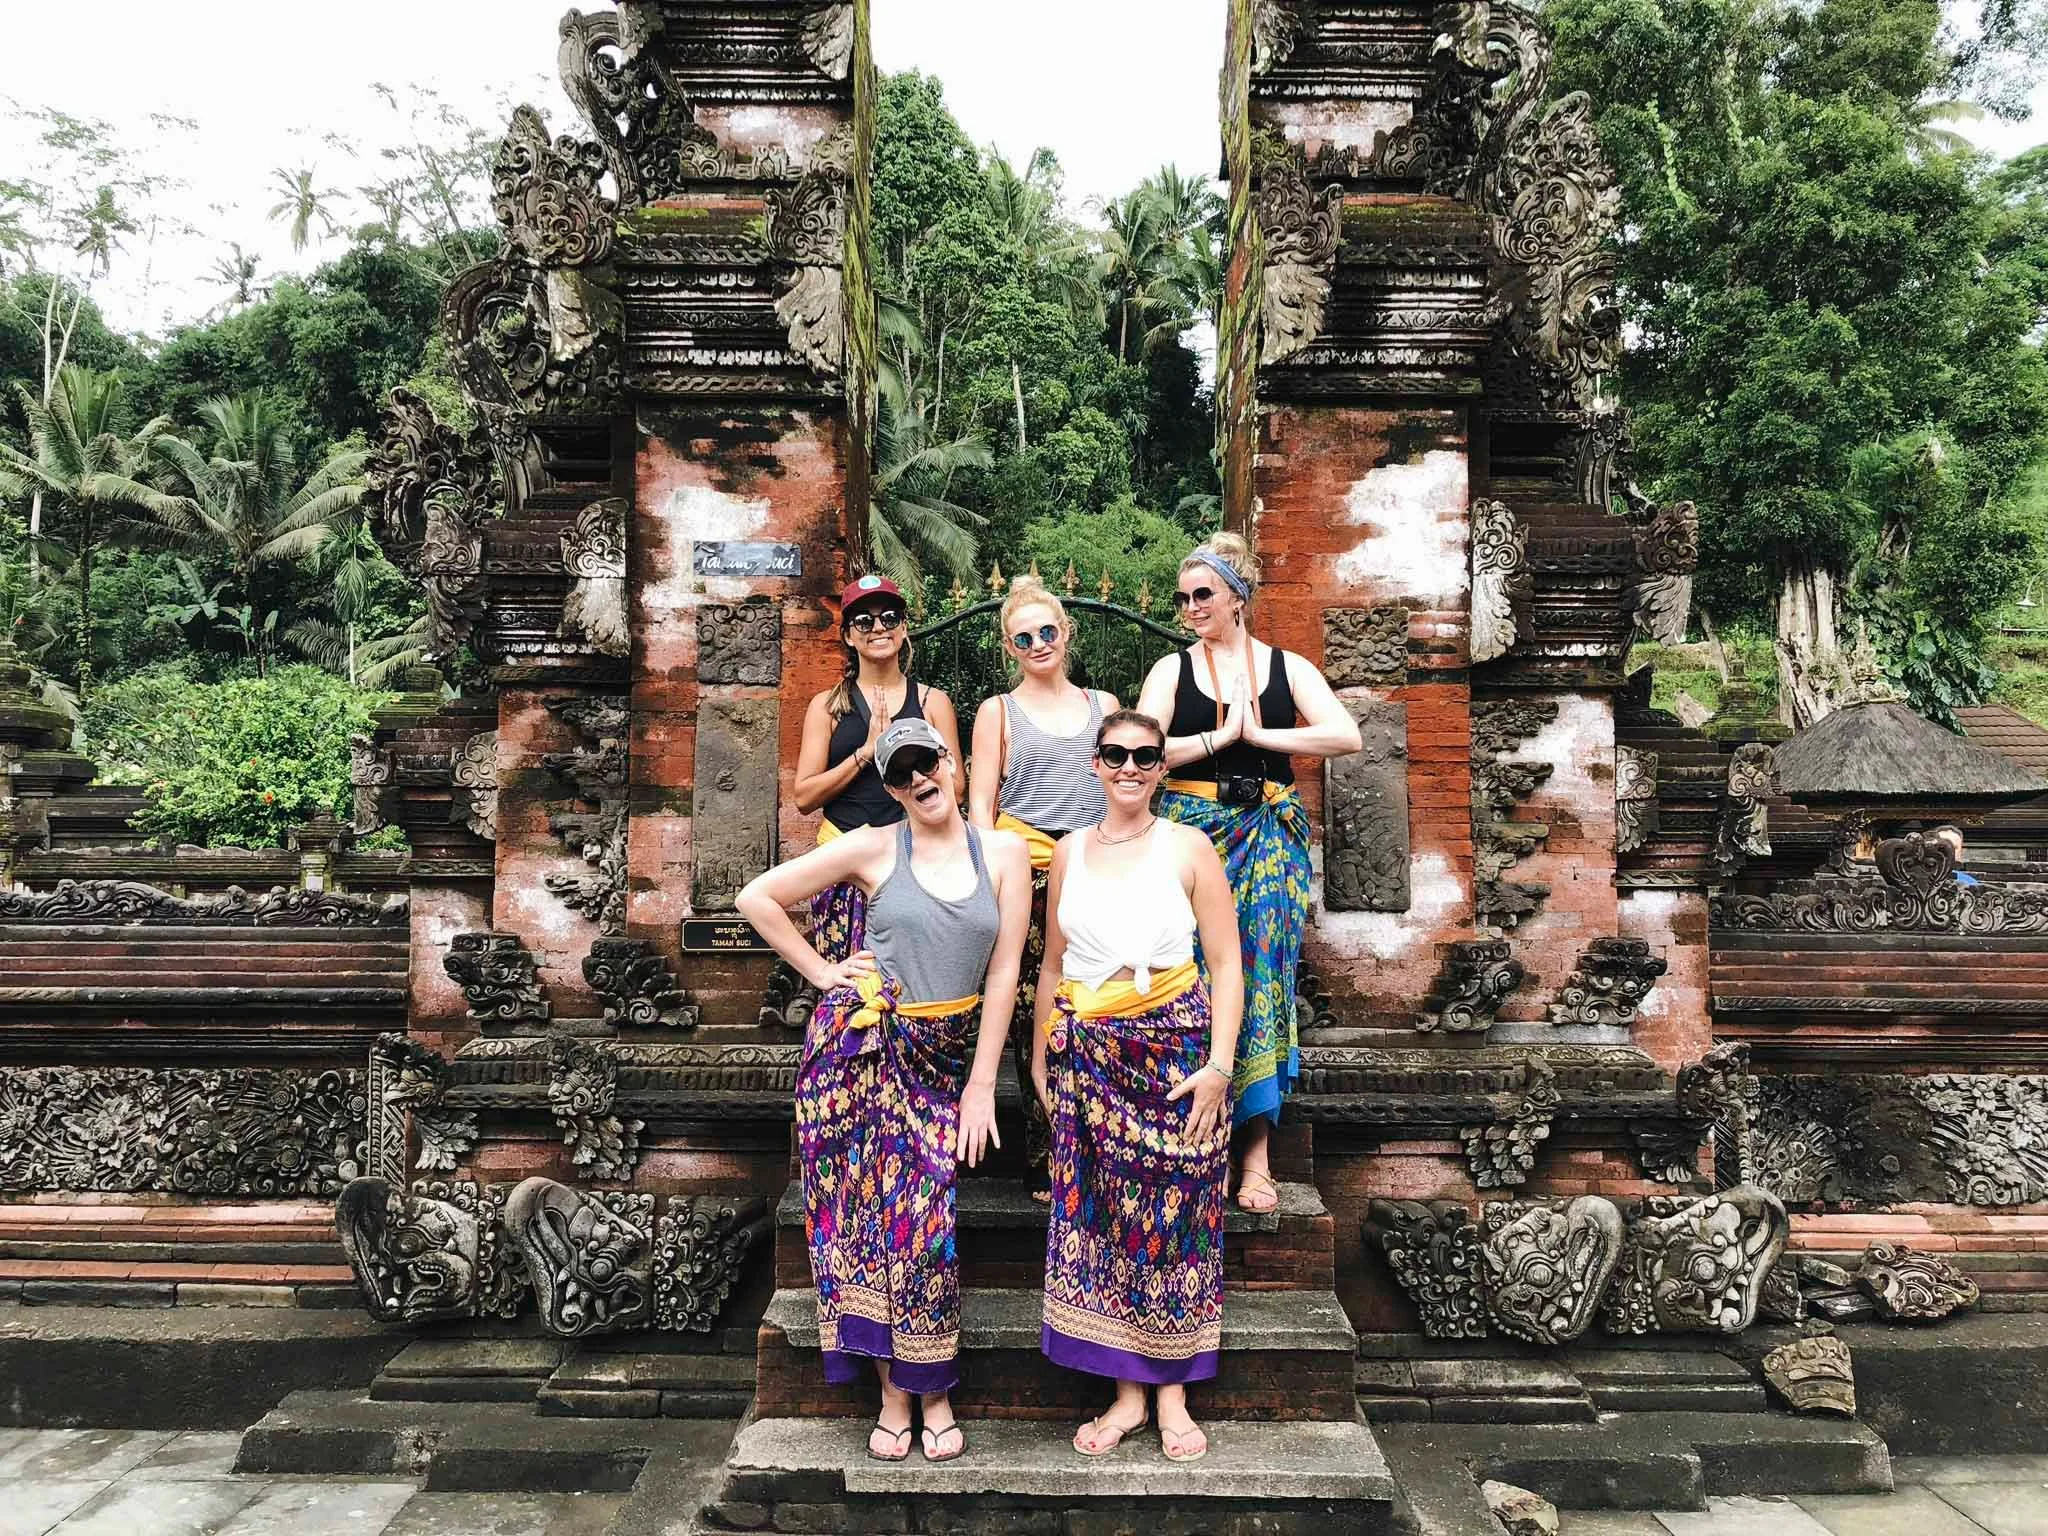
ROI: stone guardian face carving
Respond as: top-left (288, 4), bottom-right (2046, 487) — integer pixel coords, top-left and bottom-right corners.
top-left (1607, 1185), bottom-right (1790, 1335)
top-left (506, 1177), bottom-right (655, 1337)
top-left (335, 1176), bottom-right (480, 1324)
top-left (1482, 1196), bottom-right (1625, 1345)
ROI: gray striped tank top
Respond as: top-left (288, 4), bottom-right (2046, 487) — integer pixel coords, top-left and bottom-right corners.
top-left (998, 690), bottom-right (1109, 835)
top-left (865, 822), bottom-right (1002, 1004)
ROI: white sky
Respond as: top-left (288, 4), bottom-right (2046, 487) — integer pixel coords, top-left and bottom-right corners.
top-left (0, 0), bottom-right (1227, 335)
top-left (0, 0), bottom-right (2039, 336)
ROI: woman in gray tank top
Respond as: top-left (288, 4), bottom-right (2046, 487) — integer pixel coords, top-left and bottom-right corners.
top-left (967, 575), bottom-right (1118, 1194)
top-left (739, 717), bottom-right (1031, 1466)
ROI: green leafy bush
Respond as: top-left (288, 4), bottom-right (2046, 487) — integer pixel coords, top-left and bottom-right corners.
top-left (89, 663), bottom-right (389, 848)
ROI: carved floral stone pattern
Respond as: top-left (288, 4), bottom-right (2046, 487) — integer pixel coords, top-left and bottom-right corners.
top-left (492, 105), bottom-right (616, 270)
top-left (1614, 746), bottom-right (1658, 856)
top-left (444, 932), bottom-right (551, 1029)
top-left (1462, 1059), bottom-right (1559, 1189)
top-left (548, 1036), bottom-right (644, 1183)
top-left (699, 599), bottom-right (786, 687)
top-left (655, 1194), bottom-right (773, 1332)
top-left (560, 498), bottom-right (631, 658)
top-left (350, 733), bottom-right (395, 835)
top-left (545, 696), bottom-right (631, 936)
top-left (1325, 701), bottom-right (1411, 913)
top-left (1764, 1335), bottom-right (1856, 1416)
top-left (1481, 1196), bottom-right (1625, 1345)
top-left (335, 1176), bottom-right (480, 1324)
top-left (1472, 699), bottom-right (1557, 930)
top-left (1470, 498), bottom-right (1529, 664)
top-left (1365, 1199), bottom-right (1489, 1339)
top-left (1545, 937), bottom-right (1667, 1029)
top-left (766, 160), bottom-right (850, 378)
top-left (1715, 833), bottom-right (2048, 936)
top-left (1322, 605), bottom-right (1408, 689)
top-left (1255, 133), bottom-right (1343, 365)
top-left (363, 389), bottom-right (496, 659)
top-left (1627, 499), bottom-right (1700, 644)
top-left (1858, 1241), bottom-right (1980, 1322)
top-left (1715, 743), bottom-right (1777, 872)
top-left (452, 731), bottom-right (499, 843)
top-left (0, 1067), bottom-right (364, 1196)
top-left (505, 1177), bottom-right (655, 1338)
top-left (1419, 938), bottom-right (1525, 1033)
top-left (585, 938), bottom-right (700, 1031)
top-left (0, 880), bottom-right (405, 927)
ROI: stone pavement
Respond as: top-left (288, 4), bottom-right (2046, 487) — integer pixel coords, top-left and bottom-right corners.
top-left (1560, 1454), bottom-right (2048, 1535)
top-left (0, 1428), bottom-right (628, 1536)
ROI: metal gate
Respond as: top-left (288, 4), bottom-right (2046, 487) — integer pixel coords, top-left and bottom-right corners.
top-left (910, 598), bottom-right (1187, 720)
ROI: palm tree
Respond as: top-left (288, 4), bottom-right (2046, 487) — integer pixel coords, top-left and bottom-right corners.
top-left (267, 167), bottom-right (344, 254)
top-left (0, 366), bottom-right (182, 701)
top-left (67, 187), bottom-right (137, 276)
top-left (207, 243), bottom-right (264, 315)
top-left (1097, 190), bottom-right (1187, 362)
top-left (136, 395), bottom-right (368, 675)
top-left (867, 389), bottom-right (992, 594)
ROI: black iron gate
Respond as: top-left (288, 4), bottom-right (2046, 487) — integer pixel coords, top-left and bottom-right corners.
top-left (910, 598), bottom-right (1188, 720)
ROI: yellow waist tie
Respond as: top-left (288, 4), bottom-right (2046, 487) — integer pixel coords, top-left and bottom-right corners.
top-left (815, 816), bottom-right (847, 849)
top-left (1161, 778), bottom-right (1293, 807)
top-left (1057, 960), bottom-right (1201, 1023)
top-left (847, 968), bottom-right (980, 1031)
top-left (995, 812), bottom-right (1058, 872)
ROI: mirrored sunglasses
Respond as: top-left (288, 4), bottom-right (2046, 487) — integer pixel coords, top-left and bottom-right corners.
top-left (1096, 743), bottom-right (1165, 771)
top-left (1172, 586), bottom-right (1218, 610)
top-left (882, 746), bottom-right (945, 789)
top-left (1010, 623), bottom-right (1061, 652)
top-left (847, 607), bottom-right (906, 635)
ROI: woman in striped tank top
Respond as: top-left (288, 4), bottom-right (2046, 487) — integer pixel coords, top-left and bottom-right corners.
top-left (969, 575), bottom-right (1117, 1189)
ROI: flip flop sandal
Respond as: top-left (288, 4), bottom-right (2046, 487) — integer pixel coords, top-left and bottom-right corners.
top-left (867, 1421), bottom-right (913, 1462)
top-left (921, 1422), bottom-right (967, 1463)
top-left (1073, 1414), bottom-right (1148, 1457)
top-left (1162, 1425), bottom-right (1209, 1463)
top-left (1236, 1169), bottom-right (1281, 1214)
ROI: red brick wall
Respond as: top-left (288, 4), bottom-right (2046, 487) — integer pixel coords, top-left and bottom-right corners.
top-left (493, 689), bottom-right (604, 1020)
top-left (1622, 887), bottom-right (1711, 1071)
top-left (407, 881), bottom-right (492, 1053)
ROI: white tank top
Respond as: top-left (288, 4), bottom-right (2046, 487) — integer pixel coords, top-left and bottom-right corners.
top-left (1057, 826), bottom-right (1197, 996)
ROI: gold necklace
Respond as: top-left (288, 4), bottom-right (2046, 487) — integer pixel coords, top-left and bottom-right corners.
top-left (1096, 817), bottom-right (1157, 847)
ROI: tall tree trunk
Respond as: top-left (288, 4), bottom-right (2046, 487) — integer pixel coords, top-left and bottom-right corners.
top-left (74, 528), bottom-right (92, 706)
top-left (1774, 556), bottom-right (1843, 729)
top-left (1012, 360), bottom-right (1029, 451)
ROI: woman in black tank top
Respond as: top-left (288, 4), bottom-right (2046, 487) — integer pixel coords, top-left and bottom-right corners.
top-left (1136, 534), bottom-right (1363, 1218)
top-left (794, 575), bottom-right (965, 965)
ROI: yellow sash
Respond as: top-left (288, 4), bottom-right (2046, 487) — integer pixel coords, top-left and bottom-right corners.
top-left (846, 968), bottom-right (980, 1036)
top-left (995, 812), bottom-right (1059, 871)
top-left (1161, 777), bottom-right (1293, 807)
top-left (815, 816), bottom-right (847, 849)
top-left (1056, 960), bottom-right (1201, 1022)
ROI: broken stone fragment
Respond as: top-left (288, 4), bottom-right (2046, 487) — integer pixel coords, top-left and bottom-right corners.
top-left (1764, 1335), bottom-right (1856, 1417)
top-left (1857, 1241), bottom-right (1980, 1323)
top-left (1482, 1481), bottom-right (1560, 1536)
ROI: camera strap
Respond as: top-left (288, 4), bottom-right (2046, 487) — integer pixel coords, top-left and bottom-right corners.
top-left (1202, 636), bottom-right (1265, 734)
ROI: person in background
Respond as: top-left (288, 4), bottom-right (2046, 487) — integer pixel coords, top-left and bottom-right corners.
top-left (739, 718), bottom-right (1031, 1465)
top-left (968, 573), bottom-right (1116, 1191)
top-left (1932, 824), bottom-right (1981, 887)
top-left (1136, 532), bottom-right (1362, 1214)
top-left (793, 574), bottom-right (965, 963)
top-left (1031, 709), bottom-right (1243, 1462)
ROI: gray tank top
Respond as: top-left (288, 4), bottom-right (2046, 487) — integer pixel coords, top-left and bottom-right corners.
top-left (865, 822), bottom-right (1002, 1005)
top-left (998, 690), bottom-right (1109, 834)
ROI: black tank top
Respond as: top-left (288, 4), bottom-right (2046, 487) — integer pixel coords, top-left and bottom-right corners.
top-left (822, 680), bottom-right (929, 830)
top-left (1167, 646), bottom-right (1298, 786)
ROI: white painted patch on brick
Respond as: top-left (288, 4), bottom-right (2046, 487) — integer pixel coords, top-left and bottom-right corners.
top-left (647, 484), bottom-right (773, 605)
top-left (1511, 694), bottom-right (1613, 820)
top-left (1334, 450), bottom-right (1469, 605)
top-left (1318, 852), bottom-right (1464, 960)
top-left (1620, 889), bottom-right (1680, 1017)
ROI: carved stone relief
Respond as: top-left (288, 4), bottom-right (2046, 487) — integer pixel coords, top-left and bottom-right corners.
top-left (452, 732), bottom-right (499, 843)
top-left (1546, 937), bottom-right (1667, 1029)
top-left (351, 734), bottom-right (395, 835)
top-left (800, 3), bottom-right (855, 79)
top-left (0, 880), bottom-right (405, 927)
top-left (560, 498), bottom-right (630, 658)
top-left (766, 159), bottom-right (849, 378)
top-left (492, 106), bottom-right (616, 270)
top-left (1858, 1242), bottom-right (1980, 1322)
top-left (1462, 1059), bottom-right (1559, 1189)
top-left (1255, 133), bottom-right (1343, 365)
top-left (1323, 605), bottom-right (1407, 689)
top-left (1325, 701), bottom-right (1410, 913)
top-left (1470, 499), bottom-right (1530, 665)
top-left (505, 1177), bottom-right (655, 1337)
top-left (1481, 1196), bottom-right (1625, 1345)
top-left (1419, 938), bottom-right (1525, 1033)
top-left (444, 932), bottom-right (551, 1029)
top-left (585, 938), bottom-right (700, 1031)
top-left (1603, 1186), bottom-right (1789, 1336)
top-left (1716, 833), bottom-right (2048, 936)
top-left (1627, 499), bottom-right (1699, 644)
top-left (1764, 1336), bottom-right (1856, 1416)
top-left (548, 1036), bottom-right (644, 1183)
top-left (655, 1194), bottom-right (773, 1332)
top-left (367, 1034), bottom-right (477, 1181)
top-left (1472, 699), bottom-right (1556, 930)
top-left (1614, 745), bottom-right (1657, 855)
top-left (335, 1176), bottom-right (480, 1325)
top-left (363, 389), bottom-right (496, 660)
top-left (693, 698), bottom-right (781, 912)
top-left (1714, 743), bottom-right (1777, 873)
top-left (698, 599), bottom-right (785, 687)
top-left (0, 1066), bottom-right (364, 1196)
top-left (545, 696), bottom-right (631, 936)
top-left (1365, 1199), bottom-right (1488, 1339)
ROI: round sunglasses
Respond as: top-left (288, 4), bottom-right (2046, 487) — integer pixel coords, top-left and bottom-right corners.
top-left (1172, 585), bottom-right (1223, 611)
top-left (847, 607), bottom-right (906, 635)
top-left (1010, 623), bottom-right (1061, 652)
top-left (1096, 742), bottom-right (1165, 770)
top-left (882, 746), bottom-right (945, 789)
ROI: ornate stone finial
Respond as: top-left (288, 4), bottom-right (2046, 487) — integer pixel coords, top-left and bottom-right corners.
top-left (1418, 938), bottom-right (1525, 1033)
top-left (1628, 500), bottom-right (1700, 645)
top-left (1839, 622), bottom-right (1905, 709)
top-left (1062, 561), bottom-right (1079, 596)
top-left (491, 104), bottom-right (616, 271)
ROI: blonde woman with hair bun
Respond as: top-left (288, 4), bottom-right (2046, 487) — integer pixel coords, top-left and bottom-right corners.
top-left (970, 574), bottom-right (1119, 1193)
top-left (1136, 531), bottom-right (1362, 1214)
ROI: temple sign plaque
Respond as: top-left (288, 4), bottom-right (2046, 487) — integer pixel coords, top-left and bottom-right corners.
top-left (692, 542), bottom-right (802, 579)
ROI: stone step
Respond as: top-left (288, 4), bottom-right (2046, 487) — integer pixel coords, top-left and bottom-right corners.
top-left (1357, 1357), bottom-right (1599, 1425)
top-left (1570, 1348), bottom-right (1769, 1413)
top-left (757, 1285), bottom-right (1359, 1423)
top-left (702, 1415), bottom-right (1395, 1536)
top-left (537, 1344), bottom-right (759, 1420)
top-left (235, 1388), bottom-right (706, 1491)
top-left (774, 1176), bottom-right (1336, 1293)
top-left (370, 1338), bottom-right (572, 1405)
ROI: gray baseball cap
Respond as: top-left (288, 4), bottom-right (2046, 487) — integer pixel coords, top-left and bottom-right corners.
top-left (874, 717), bottom-right (948, 783)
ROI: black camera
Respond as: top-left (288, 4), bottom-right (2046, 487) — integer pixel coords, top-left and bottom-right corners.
top-left (1217, 775), bottom-right (1264, 807)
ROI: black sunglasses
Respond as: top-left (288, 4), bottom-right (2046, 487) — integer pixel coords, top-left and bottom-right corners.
top-left (882, 746), bottom-right (945, 789)
top-left (1010, 623), bottom-right (1061, 652)
top-left (1172, 586), bottom-right (1219, 610)
top-left (847, 607), bottom-right (906, 635)
top-left (1096, 742), bottom-right (1165, 770)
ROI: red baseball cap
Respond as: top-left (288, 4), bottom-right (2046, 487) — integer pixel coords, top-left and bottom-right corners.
top-left (838, 573), bottom-right (905, 616)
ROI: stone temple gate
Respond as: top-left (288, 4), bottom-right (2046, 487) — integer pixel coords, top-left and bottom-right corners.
top-left (5, 2), bottom-right (2048, 1531)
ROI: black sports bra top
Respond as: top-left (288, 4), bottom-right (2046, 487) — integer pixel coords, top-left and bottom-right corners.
top-left (1166, 646), bottom-right (1298, 786)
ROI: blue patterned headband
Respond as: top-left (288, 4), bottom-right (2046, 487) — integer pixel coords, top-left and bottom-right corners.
top-left (1188, 548), bottom-right (1252, 603)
